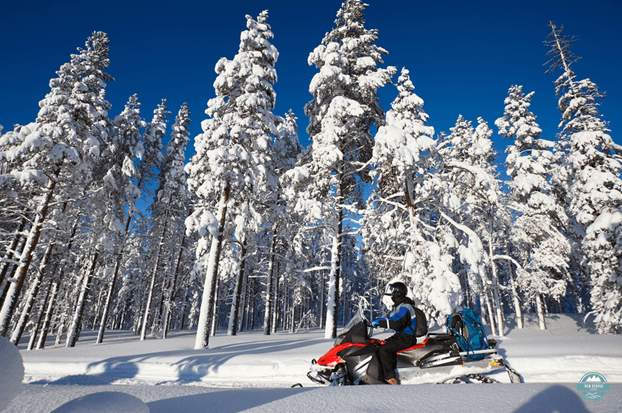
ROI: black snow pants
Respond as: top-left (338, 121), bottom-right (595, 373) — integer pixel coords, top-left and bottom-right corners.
top-left (377, 333), bottom-right (417, 381)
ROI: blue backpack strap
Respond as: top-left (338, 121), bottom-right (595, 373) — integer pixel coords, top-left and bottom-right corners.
top-left (401, 304), bottom-right (417, 336)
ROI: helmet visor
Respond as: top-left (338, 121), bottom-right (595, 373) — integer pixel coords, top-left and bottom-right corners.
top-left (385, 284), bottom-right (396, 296)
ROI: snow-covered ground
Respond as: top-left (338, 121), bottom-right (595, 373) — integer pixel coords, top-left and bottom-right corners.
top-left (3, 313), bottom-right (622, 412)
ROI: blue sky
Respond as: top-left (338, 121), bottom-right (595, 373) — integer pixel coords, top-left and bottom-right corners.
top-left (2, 0), bottom-right (621, 176)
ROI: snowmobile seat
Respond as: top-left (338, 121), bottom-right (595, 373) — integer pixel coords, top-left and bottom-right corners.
top-left (396, 337), bottom-right (429, 354)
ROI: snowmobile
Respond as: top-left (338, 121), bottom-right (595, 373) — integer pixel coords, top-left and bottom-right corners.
top-left (307, 315), bottom-right (522, 386)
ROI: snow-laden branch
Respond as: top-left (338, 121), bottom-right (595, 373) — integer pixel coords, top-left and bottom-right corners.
top-left (492, 254), bottom-right (523, 270)
top-left (297, 266), bottom-right (332, 273)
top-left (47, 186), bottom-right (105, 208)
top-left (444, 161), bottom-right (500, 206)
top-left (352, 158), bottom-right (373, 173)
top-left (0, 258), bottom-right (20, 266)
top-left (382, 254), bottom-right (406, 261)
top-left (439, 211), bottom-right (487, 280)
top-left (372, 196), bottom-right (409, 212)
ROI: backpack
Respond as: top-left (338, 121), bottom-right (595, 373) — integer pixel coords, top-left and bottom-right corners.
top-left (446, 308), bottom-right (489, 360)
top-left (414, 307), bottom-right (428, 337)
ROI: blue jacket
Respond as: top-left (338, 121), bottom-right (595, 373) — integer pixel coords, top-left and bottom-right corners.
top-left (376, 298), bottom-right (417, 336)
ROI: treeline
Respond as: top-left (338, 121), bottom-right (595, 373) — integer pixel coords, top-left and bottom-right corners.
top-left (1, 2), bottom-right (621, 351)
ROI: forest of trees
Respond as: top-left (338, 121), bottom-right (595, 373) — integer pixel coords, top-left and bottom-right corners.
top-left (1, 1), bottom-right (621, 352)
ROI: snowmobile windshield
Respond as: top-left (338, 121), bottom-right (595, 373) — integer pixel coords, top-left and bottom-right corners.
top-left (343, 308), bottom-right (368, 332)
top-left (334, 320), bottom-right (370, 346)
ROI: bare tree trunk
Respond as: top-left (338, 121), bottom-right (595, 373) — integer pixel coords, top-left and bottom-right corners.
top-left (194, 183), bottom-right (229, 349)
top-left (36, 277), bottom-right (59, 349)
top-left (180, 278), bottom-right (190, 331)
top-left (0, 177), bottom-right (56, 337)
top-left (96, 253), bottom-right (123, 343)
top-left (118, 302), bottom-right (127, 330)
top-left (342, 270), bottom-right (348, 325)
top-left (263, 232), bottom-right (277, 335)
top-left (211, 278), bottom-right (220, 336)
top-left (325, 208), bottom-right (343, 340)
top-left (55, 287), bottom-right (75, 346)
top-left (479, 294), bottom-right (488, 325)
top-left (464, 272), bottom-right (471, 309)
top-left (163, 236), bottom-right (185, 339)
top-left (507, 258), bottom-right (524, 329)
top-left (536, 293), bottom-right (547, 330)
top-left (152, 272), bottom-right (168, 337)
top-left (0, 218), bottom-right (28, 309)
top-left (238, 263), bottom-right (248, 333)
top-left (487, 222), bottom-right (504, 337)
top-left (154, 247), bottom-right (174, 337)
top-left (134, 293), bottom-right (146, 334)
top-left (319, 270), bottom-right (325, 329)
top-left (28, 279), bottom-right (53, 350)
top-left (483, 291), bottom-right (498, 336)
top-left (55, 318), bottom-right (66, 346)
top-left (290, 303), bottom-right (296, 333)
top-left (491, 284), bottom-right (504, 336)
top-left (241, 270), bottom-right (252, 332)
top-left (66, 250), bottom-right (99, 348)
top-left (26, 321), bottom-right (38, 350)
top-left (140, 217), bottom-right (168, 340)
top-left (271, 261), bottom-right (279, 334)
top-left (10, 241), bottom-right (54, 345)
top-left (250, 279), bottom-right (256, 331)
top-left (324, 181), bottom-right (344, 339)
top-left (91, 286), bottom-right (107, 330)
top-left (228, 240), bottom-right (246, 336)
top-left (280, 274), bottom-right (287, 332)
top-left (247, 276), bottom-right (255, 332)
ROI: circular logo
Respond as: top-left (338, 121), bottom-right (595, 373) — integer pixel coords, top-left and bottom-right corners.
top-left (577, 372), bottom-right (609, 402)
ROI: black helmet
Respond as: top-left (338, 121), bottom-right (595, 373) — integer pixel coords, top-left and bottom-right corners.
top-left (385, 282), bottom-right (408, 303)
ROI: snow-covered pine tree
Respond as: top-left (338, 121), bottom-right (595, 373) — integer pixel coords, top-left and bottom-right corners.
top-left (0, 31), bottom-right (113, 338)
top-left (433, 116), bottom-right (510, 335)
top-left (141, 103), bottom-right (190, 340)
top-left (186, 11), bottom-right (282, 349)
top-left (67, 94), bottom-right (148, 348)
top-left (285, 0), bottom-right (395, 339)
top-left (256, 112), bottom-right (302, 336)
top-left (263, 111), bottom-right (302, 335)
top-left (361, 68), bottom-right (462, 326)
top-left (279, 164), bottom-right (331, 332)
top-left (434, 116), bottom-right (487, 312)
top-left (96, 94), bottom-right (160, 344)
top-left (496, 85), bottom-right (571, 330)
top-left (545, 22), bottom-right (622, 333)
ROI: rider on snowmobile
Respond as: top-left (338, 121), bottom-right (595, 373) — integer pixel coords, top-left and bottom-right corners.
top-left (371, 281), bottom-right (426, 385)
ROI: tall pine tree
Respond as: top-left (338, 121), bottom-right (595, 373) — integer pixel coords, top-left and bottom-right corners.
top-left (0, 31), bottom-right (113, 338)
top-left (545, 22), bottom-right (622, 333)
top-left (496, 85), bottom-right (571, 330)
top-left (286, 0), bottom-right (395, 338)
top-left (186, 11), bottom-right (282, 348)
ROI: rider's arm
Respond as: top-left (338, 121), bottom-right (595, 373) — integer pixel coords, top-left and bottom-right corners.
top-left (376, 306), bottom-right (414, 332)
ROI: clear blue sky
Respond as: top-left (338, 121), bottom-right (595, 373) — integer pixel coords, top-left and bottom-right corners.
top-left (2, 0), bottom-right (621, 175)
